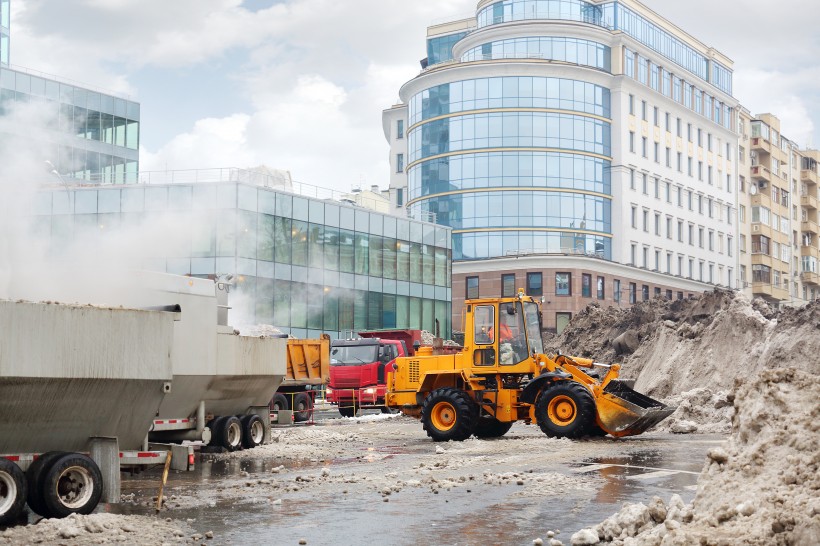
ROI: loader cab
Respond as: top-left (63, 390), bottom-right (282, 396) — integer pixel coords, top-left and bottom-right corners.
top-left (468, 291), bottom-right (544, 367)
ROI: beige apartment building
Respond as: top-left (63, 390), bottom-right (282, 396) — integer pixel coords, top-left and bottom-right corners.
top-left (737, 110), bottom-right (820, 305)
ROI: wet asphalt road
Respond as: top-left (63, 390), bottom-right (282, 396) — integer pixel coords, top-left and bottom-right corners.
top-left (110, 412), bottom-right (725, 546)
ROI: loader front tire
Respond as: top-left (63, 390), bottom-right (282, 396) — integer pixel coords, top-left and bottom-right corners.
top-left (535, 381), bottom-right (596, 439)
top-left (473, 416), bottom-right (513, 439)
top-left (421, 388), bottom-right (478, 442)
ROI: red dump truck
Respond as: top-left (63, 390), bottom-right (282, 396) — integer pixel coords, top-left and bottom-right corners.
top-left (326, 329), bottom-right (458, 418)
top-left (269, 336), bottom-right (331, 423)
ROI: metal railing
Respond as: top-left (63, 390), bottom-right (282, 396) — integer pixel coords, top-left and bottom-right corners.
top-left (5, 63), bottom-right (134, 101)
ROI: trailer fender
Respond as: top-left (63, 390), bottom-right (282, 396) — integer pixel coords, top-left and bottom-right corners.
top-left (519, 371), bottom-right (573, 404)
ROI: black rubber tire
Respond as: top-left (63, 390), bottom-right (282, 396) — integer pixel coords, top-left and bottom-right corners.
top-left (217, 416), bottom-right (243, 451)
top-left (41, 453), bottom-right (103, 518)
top-left (292, 392), bottom-right (312, 423)
top-left (421, 387), bottom-right (479, 442)
top-left (240, 415), bottom-right (265, 449)
top-left (207, 416), bottom-right (226, 447)
top-left (473, 416), bottom-right (513, 438)
top-left (535, 381), bottom-right (597, 439)
top-left (270, 393), bottom-right (289, 412)
top-left (0, 458), bottom-right (27, 526)
top-left (380, 406), bottom-right (396, 414)
top-left (338, 406), bottom-right (356, 418)
top-left (25, 451), bottom-right (68, 517)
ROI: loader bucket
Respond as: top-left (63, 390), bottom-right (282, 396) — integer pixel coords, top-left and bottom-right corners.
top-left (595, 380), bottom-right (676, 437)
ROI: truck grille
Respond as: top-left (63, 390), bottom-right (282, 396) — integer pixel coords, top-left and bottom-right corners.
top-left (408, 360), bottom-right (420, 384)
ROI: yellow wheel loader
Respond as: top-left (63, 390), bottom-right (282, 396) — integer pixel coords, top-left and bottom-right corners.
top-left (385, 290), bottom-right (675, 442)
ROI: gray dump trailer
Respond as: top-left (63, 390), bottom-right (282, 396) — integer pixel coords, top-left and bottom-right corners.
top-left (0, 299), bottom-right (177, 525)
top-left (128, 273), bottom-right (287, 455)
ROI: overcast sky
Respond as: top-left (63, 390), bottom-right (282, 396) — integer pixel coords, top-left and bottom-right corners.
top-left (9, 0), bottom-right (820, 193)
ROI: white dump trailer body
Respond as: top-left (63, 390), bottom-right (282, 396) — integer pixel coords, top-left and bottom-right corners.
top-left (0, 300), bottom-right (176, 454)
top-left (127, 273), bottom-right (287, 448)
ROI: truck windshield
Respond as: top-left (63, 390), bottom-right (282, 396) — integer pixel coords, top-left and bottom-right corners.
top-left (524, 302), bottom-right (544, 355)
top-left (330, 345), bottom-right (379, 366)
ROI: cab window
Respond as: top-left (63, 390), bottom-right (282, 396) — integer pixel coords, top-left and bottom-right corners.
top-left (474, 305), bottom-right (494, 345)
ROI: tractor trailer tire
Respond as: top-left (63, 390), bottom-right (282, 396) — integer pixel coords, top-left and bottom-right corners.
top-left (473, 416), bottom-right (513, 438)
top-left (40, 453), bottom-right (103, 518)
top-left (25, 450), bottom-right (68, 517)
top-left (214, 416), bottom-right (243, 451)
top-left (0, 458), bottom-right (27, 526)
top-left (270, 393), bottom-right (289, 413)
top-left (535, 381), bottom-right (596, 439)
top-left (421, 387), bottom-right (479, 442)
top-left (240, 414), bottom-right (265, 449)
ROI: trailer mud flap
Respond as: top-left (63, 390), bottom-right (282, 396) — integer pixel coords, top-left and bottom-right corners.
top-left (596, 380), bottom-right (676, 437)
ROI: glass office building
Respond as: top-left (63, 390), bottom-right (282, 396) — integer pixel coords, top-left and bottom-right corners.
top-left (0, 0), bottom-right (139, 182)
top-left (33, 180), bottom-right (453, 338)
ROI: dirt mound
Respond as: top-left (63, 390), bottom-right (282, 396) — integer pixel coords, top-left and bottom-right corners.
top-left (571, 367), bottom-right (820, 545)
top-left (548, 292), bottom-right (820, 431)
top-left (0, 513), bottom-right (199, 545)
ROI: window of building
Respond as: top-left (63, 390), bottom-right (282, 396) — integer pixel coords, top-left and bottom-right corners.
top-left (555, 312), bottom-right (572, 334)
top-left (665, 112), bottom-right (671, 131)
top-left (466, 276), bottom-right (479, 299)
top-left (665, 182), bottom-right (671, 203)
top-left (396, 119), bottom-right (404, 140)
top-left (641, 100), bottom-right (647, 121)
top-left (666, 216), bottom-right (672, 239)
top-left (642, 285), bottom-right (649, 301)
top-left (697, 128), bottom-right (702, 147)
top-left (666, 252), bottom-right (672, 273)
top-left (643, 246), bottom-right (649, 268)
top-left (678, 220), bottom-right (684, 242)
top-left (629, 283), bottom-right (637, 304)
top-left (501, 273), bottom-right (516, 297)
top-left (596, 276), bottom-right (605, 300)
top-left (687, 123), bottom-right (692, 142)
top-left (654, 178), bottom-right (660, 199)
top-left (582, 274), bottom-right (592, 298)
top-left (654, 142), bottom-right (659, 163)
top-left (642, 137), bottom-right (648, 158)
top-left (698, 161), bottom-right (703, 181)
top-left (555, 273), bottom-right (571, 296)
top-left (655, 249), bottom-right (661, 271)
top-left (677, 152), bottom-right (682, 172)
top-left (687, 157), bottom-right (693, 177)
top-left (396, 153), bottom-right (404, 173)
top-left (631, 244), bottom-right (637, 265)
top-left (631, 206), bottom-right (637, 228)
top-left (630, 168), bottom-right (635, 190)
top-left (396, 188), bottom-right (404, 207)
top-left (655, 213), bottom-right (661, 235)
top-left (642, 173), bottom-right (648, 194)
top-left (653, 106), bottom-right (659, 126)
top-left (526, 272), bottom-right (542, 296)
top-left (676, 118), bottom-right (682, 137)
top-left (654, 287), bottom-right (662, 297)
top-left (629, 131), bottom-right (635, 153)
top-left (708, 166), bottom-right (713, 185)
top-left (643, 209), bottom-right (649, 232)
top-left (666, 147), bottom-right (671, 167)
top-left (628, 94), bottom-right (634, 115)
top-left (699, 227), bottom-right (704, 248)
top-left (614, 279), bottom-right (621, 303)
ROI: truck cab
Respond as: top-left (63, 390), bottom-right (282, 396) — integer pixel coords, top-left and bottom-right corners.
top-left (326, 338), bottom-right (407, 417)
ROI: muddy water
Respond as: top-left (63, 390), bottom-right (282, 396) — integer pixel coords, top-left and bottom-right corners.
top-left (112, 419), bottom-right (724, 546)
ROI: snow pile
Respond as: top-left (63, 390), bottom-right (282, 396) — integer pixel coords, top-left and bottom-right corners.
top-left (419, 330), bottom-right (460, 347)
top-left (235, 324), bottom-right (287, 337)
top-left (571, 368), bottom-right (820, 545)
top-left (548, 291), bottom-right (820, 431)
top-left (0, 513), bottom-right (200, 545)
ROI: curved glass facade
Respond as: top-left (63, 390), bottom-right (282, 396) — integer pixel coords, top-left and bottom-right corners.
top-left (477, 0), bottom-right (605, 29)
top-left (408, 73), bottom-right (612, 261)
top-left (408, 111), bottom-right (610, 163)
top-left (408, 151), bottom-right (610, 201)
top-left (410, 190), bottom-right (610, 231)
top-left (409, 76), bottom-right (609, 126)
top-left (462, 36), bottom-right (611, 73)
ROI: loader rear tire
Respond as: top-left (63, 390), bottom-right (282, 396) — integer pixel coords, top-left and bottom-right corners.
top-left (0, 458), bottom-right (27, 526)
top-left (473, 417), bottom-right (513, 439)
top-left (421, 388), bottom-right (478, 442)
top-left (535, 381), bottom-right (596, 439)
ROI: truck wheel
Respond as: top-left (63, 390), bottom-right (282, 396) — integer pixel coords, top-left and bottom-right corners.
top-left (217, 416), bottom-right (243, 451)
top-left (41, 453), bottom-right (103, 518)
top-left (535, 381), bottom-right (596, 439)
top-left (0, 458), bottom-right (27, 526)
top-left (292, 393), bottom-right (312, 423)
top-left (240, 415), bottom-right (265, 448)
top-left (473, 416), bottom-right (513, 439)
top-left (338, 406), bottom-right (356, 418)
top-left (25, 451), bottom-right (68, 517)
top-left (270, 393), bottom-right (289, 412)
top-left (421, 388), bottom-right (478, 442)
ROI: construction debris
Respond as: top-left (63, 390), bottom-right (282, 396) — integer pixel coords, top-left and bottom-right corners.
top-left (572, 367), bottom-right (820, 545)
top-left (548, 291), bottom-right (820, 431)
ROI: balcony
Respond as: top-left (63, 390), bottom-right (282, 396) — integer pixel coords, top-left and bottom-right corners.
top-left (750, 137), bottom-right (772, 154)
top-left (801, 194), bottom-right (818, 210)
top-left (801, 246), bottom-right (820, 259)
top-left (801, 169), bottom-right (819, 186)
top-left (751, 165), bottom-right (772, 184)
top-left (800, 272), bottom-right (820, 286)
top-left (802, 220), bottom-right (819, 234)
top-left (751, 282), bottom-right (789, 301)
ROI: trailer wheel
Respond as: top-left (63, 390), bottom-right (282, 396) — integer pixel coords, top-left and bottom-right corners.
top-left (41, 453), bottom-right (103, 518)
top-left (473, 416), bottom-right (513, 439)
top-left (216, 416), bottom-right (243, 451)
top-left (535, 381), bottom-right (596, 439)
top-left (240, 415), bottom-right (265, 449)
top-left (0, 458), bottom-right (27, 526)
top-left (292, 393), bottom-right (312, 422)
top-left (338, 406), bottom-right (356, 418)
top-left (270, 393), bottom-right (289, 412)
top-left (25, 451), bottom-right (68, 517)
top-left (421, 387), bottom-right (479, 442)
